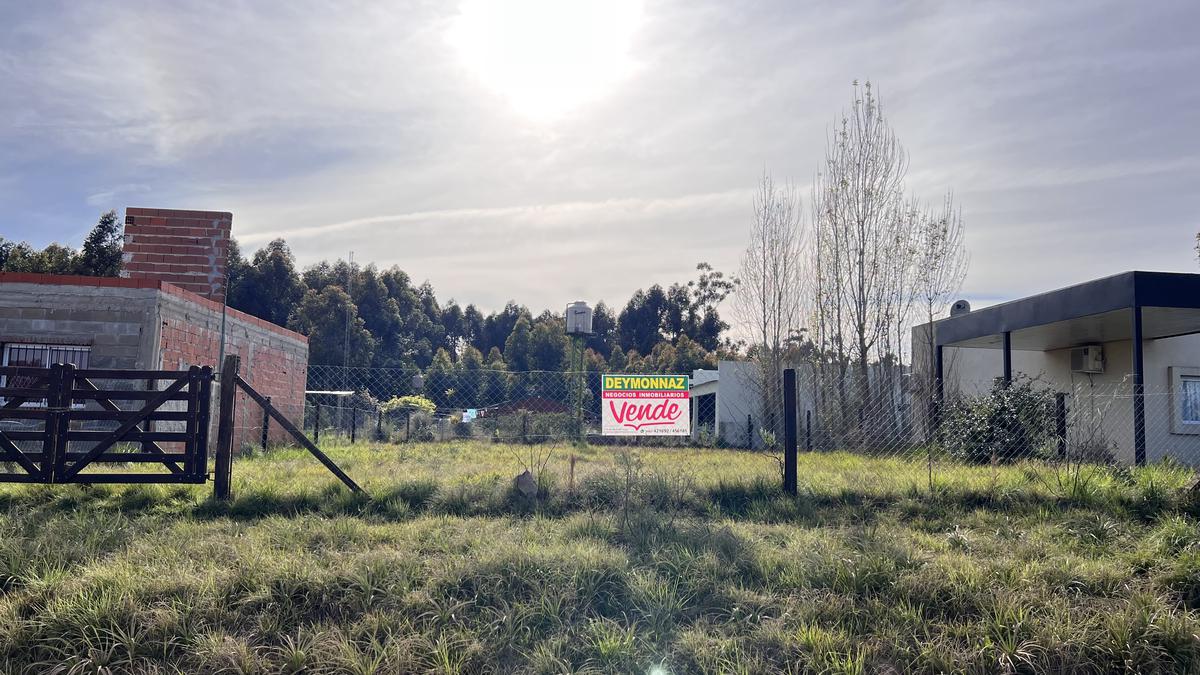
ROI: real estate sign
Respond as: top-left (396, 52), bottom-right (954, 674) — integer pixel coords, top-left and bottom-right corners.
top-left (601, 374), bottom-right (690, 436)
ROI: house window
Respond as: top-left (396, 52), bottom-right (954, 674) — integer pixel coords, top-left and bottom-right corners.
top-left (1183, 376), bottom-right (1200, 425)
top-left (0, 343), bottom-right (91, 405)
top-left (1170, 367), bottom-right (1200, 436)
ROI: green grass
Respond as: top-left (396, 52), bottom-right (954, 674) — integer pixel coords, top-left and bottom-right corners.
top-left (2, 441), bottom-right (1200, 673)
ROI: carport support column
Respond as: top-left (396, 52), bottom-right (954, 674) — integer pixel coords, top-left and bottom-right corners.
top-left (1002, 331), bottom-right (1012, 387)
top-left (783, 368), bottom-right (798, 495)
top-left (1132, 305), bottom-right (1147, 466)
top-left (933, 344), bottom-right (945, 435)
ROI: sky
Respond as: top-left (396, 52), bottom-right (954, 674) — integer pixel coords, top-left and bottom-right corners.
top-left (2, 0), bottom-right (1199, 315)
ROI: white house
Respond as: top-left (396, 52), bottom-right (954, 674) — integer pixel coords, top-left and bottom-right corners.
top-left (912, 271), bottom-right (1200, 465)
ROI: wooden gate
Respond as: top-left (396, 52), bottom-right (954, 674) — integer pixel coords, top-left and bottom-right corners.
top-left (0, 364), bottom-right (212, 484)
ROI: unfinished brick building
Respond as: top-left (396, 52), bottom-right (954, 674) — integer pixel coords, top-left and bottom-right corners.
top-left (0, 208), bottom-right (308, 449)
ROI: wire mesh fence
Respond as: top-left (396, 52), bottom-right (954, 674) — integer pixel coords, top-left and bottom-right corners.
top-left (220, 362), bottom-right (1200, 479)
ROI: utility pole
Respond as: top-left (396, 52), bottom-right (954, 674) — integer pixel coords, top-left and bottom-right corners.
top-left (342, 251), bottom-right (354, 434)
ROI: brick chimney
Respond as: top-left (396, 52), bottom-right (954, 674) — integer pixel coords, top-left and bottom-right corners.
top-left (121, 208), bottom-right (233, 301)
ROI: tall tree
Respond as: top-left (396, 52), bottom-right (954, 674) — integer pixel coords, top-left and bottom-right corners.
top-left (913, 193), bottom-right (967, 415)
top-left (617, 285), bottom-right (669, 355)
top-left (585, 301), bottom-right (617, 357)
top-left (732, 171), bottom-right (806, 438)
top-left (77, 210), bottom-right (123, 276)
top-left (504, 316), bottom-right (533, 372)
top-left (529, 314), bottom-right (567, 371)
top-left (812, 81), bottom-right (910, 434)
top-left (289, 286), bottom-right (376, 366)
top-left (227, 239), bottom-right (306, 326)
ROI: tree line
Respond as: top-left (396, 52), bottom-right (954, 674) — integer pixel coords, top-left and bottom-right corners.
top-left (1, 213), bottom-right (738, 379)
top-left (227, 240), bottom-right (737, 375)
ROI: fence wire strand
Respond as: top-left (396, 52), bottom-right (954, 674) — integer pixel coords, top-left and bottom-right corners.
top-left (217, 364), bottom-right (1200, 482)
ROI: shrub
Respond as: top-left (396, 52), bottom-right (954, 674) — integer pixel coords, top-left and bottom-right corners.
top-left (940, 377), bottom-right (1056, 463)
top-left (379, 395), bottom-right (436, 415)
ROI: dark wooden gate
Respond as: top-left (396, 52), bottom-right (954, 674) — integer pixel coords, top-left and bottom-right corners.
top-left (0, 364), bottom-right (212, 484)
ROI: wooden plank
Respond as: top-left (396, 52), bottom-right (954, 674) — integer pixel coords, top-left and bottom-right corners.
top-left (0, 367), bottom-right (52, 378)
top-left (0, 429), bottom-right (42, 476)
top-left (195, 367), bottom-right (213, 478)
top-left (60, 473), bottom-right (206, 485)
top-left (17, 452), bottom-right (193, 463)
top-left (183, 366), bottom-right (200, 478)
top-left (62, 431), bottom-right (191, 442)
top-left (73, 377), bottom-right (183, 474)
top-left (74, 369), bottom-right (191, 380)
top-left (0, 388), bottom-right (52, 399)
top-left (213, 355), bottom-right (239, 500)
top-left (57, 377), bottom-right (189, 480)
top-left (72, 390), bottom-right (191, 401)
top-left (236, 375), bottom-right (364, 495)
top-left (45, 364), bottom-right (69, 483)
top-left (0, 474), bottom-right (46, 484)
top-left (65, 410), bottom-right (191, 422)
top-left (0, 408), bottom-right (52, 420)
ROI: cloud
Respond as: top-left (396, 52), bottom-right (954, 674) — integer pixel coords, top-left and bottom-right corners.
top-left (1, 0), bottom-right (1199, 313)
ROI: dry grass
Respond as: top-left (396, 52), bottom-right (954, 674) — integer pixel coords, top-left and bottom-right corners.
top-left (1, 440), bottom-right (1199, 673)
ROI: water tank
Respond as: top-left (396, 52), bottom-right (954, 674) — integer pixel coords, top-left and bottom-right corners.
top-left (565, 301), bottom-right (593, 335)
top-left (950, 299), bottom-right (971, 317)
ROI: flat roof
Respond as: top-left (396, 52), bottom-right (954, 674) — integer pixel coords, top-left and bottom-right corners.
top-left (0, 272), bottom-right (306, 343)
top-left (934, 271), bottom-right (1200, 350)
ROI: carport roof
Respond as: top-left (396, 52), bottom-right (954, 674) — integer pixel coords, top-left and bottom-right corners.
top-left (934, 271), bottom-right (1200, 350)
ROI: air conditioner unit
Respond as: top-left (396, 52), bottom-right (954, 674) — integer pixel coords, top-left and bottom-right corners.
top-left (1070, 345), bottom-right (1104, 374)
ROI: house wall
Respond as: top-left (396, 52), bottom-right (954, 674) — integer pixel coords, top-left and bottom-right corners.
top-left (0, 274), bottom-right (309, 453)
top-left (0, 276), bottom-right (162, 369)
top-left (913, 322), bottom-right (1200, 465)
top-left (155, 285), bottom-right (308, 448)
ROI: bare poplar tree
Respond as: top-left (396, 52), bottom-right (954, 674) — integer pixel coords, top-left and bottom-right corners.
top-left (811, 81), bottom-right (910, 438)
top-left (732, 171), bottom-right (806, 445)
top-left (914, 192), bottom-right (968, 426)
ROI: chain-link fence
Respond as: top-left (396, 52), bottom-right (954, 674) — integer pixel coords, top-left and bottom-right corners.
top-left (223, 362), bottom-right (1200, 475)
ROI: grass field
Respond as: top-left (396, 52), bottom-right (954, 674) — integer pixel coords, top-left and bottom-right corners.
top-left (3, 441), bottom-right (1200, 673)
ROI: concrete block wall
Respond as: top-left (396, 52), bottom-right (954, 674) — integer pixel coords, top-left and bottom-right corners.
top-left (0, 275), bottom-right (162, 369)
top-left (0, 273), bottom-right (309, 453)
top-left (122, 208), bottom-right (233, 301)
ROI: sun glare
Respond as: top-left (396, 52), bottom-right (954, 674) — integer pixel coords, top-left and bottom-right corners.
top-left (448, 0), bottom-right (643, 120)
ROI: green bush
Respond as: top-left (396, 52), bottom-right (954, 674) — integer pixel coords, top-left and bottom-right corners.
top-left (940, 377), bottom-right (1056, 463)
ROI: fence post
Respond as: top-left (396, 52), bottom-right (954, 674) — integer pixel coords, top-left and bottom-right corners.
top-left (143, 377), bottom-right (157, 456)
top-left (376, 409), bottom-right (383, 440)
top-left (43, 363), bottom-right (69, 483)
top-left (805, 409), bottom-right (812, 451)
top-left (1055, 392), bottom-right (1068, 459)
top-left (350, 406), bottom-right (357, 444)
top-left (214, 354), bottom-right (240, 501)
top-left (783, 369), bottom-right (798, 495)
top-left (261, 396), bottom-right (271, 451)
top-left (746, 414), bottom-right (753, 449)
top-left (314, 402), bottom-right (321, 445)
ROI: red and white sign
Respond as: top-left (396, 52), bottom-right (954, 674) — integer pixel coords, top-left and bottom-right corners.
top-left (601, 374), bottom-right (690, 436)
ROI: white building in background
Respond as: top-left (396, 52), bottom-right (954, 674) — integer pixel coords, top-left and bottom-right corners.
top-left (690, 360), bottom-right (763, 449)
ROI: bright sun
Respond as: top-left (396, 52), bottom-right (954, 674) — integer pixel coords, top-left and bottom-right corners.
top-left (448, 0), bottom-right (643, 120)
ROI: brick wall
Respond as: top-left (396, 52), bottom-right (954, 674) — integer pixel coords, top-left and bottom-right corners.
top-left (122, 208), bottom-right (232, 302)
top-left (0, 273), bottom-right (310, 453)
top-left (156, 286), bottom-right (309, 449)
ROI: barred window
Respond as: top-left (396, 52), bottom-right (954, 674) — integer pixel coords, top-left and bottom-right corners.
top-left (0, 343), bottom-right (91, 405)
